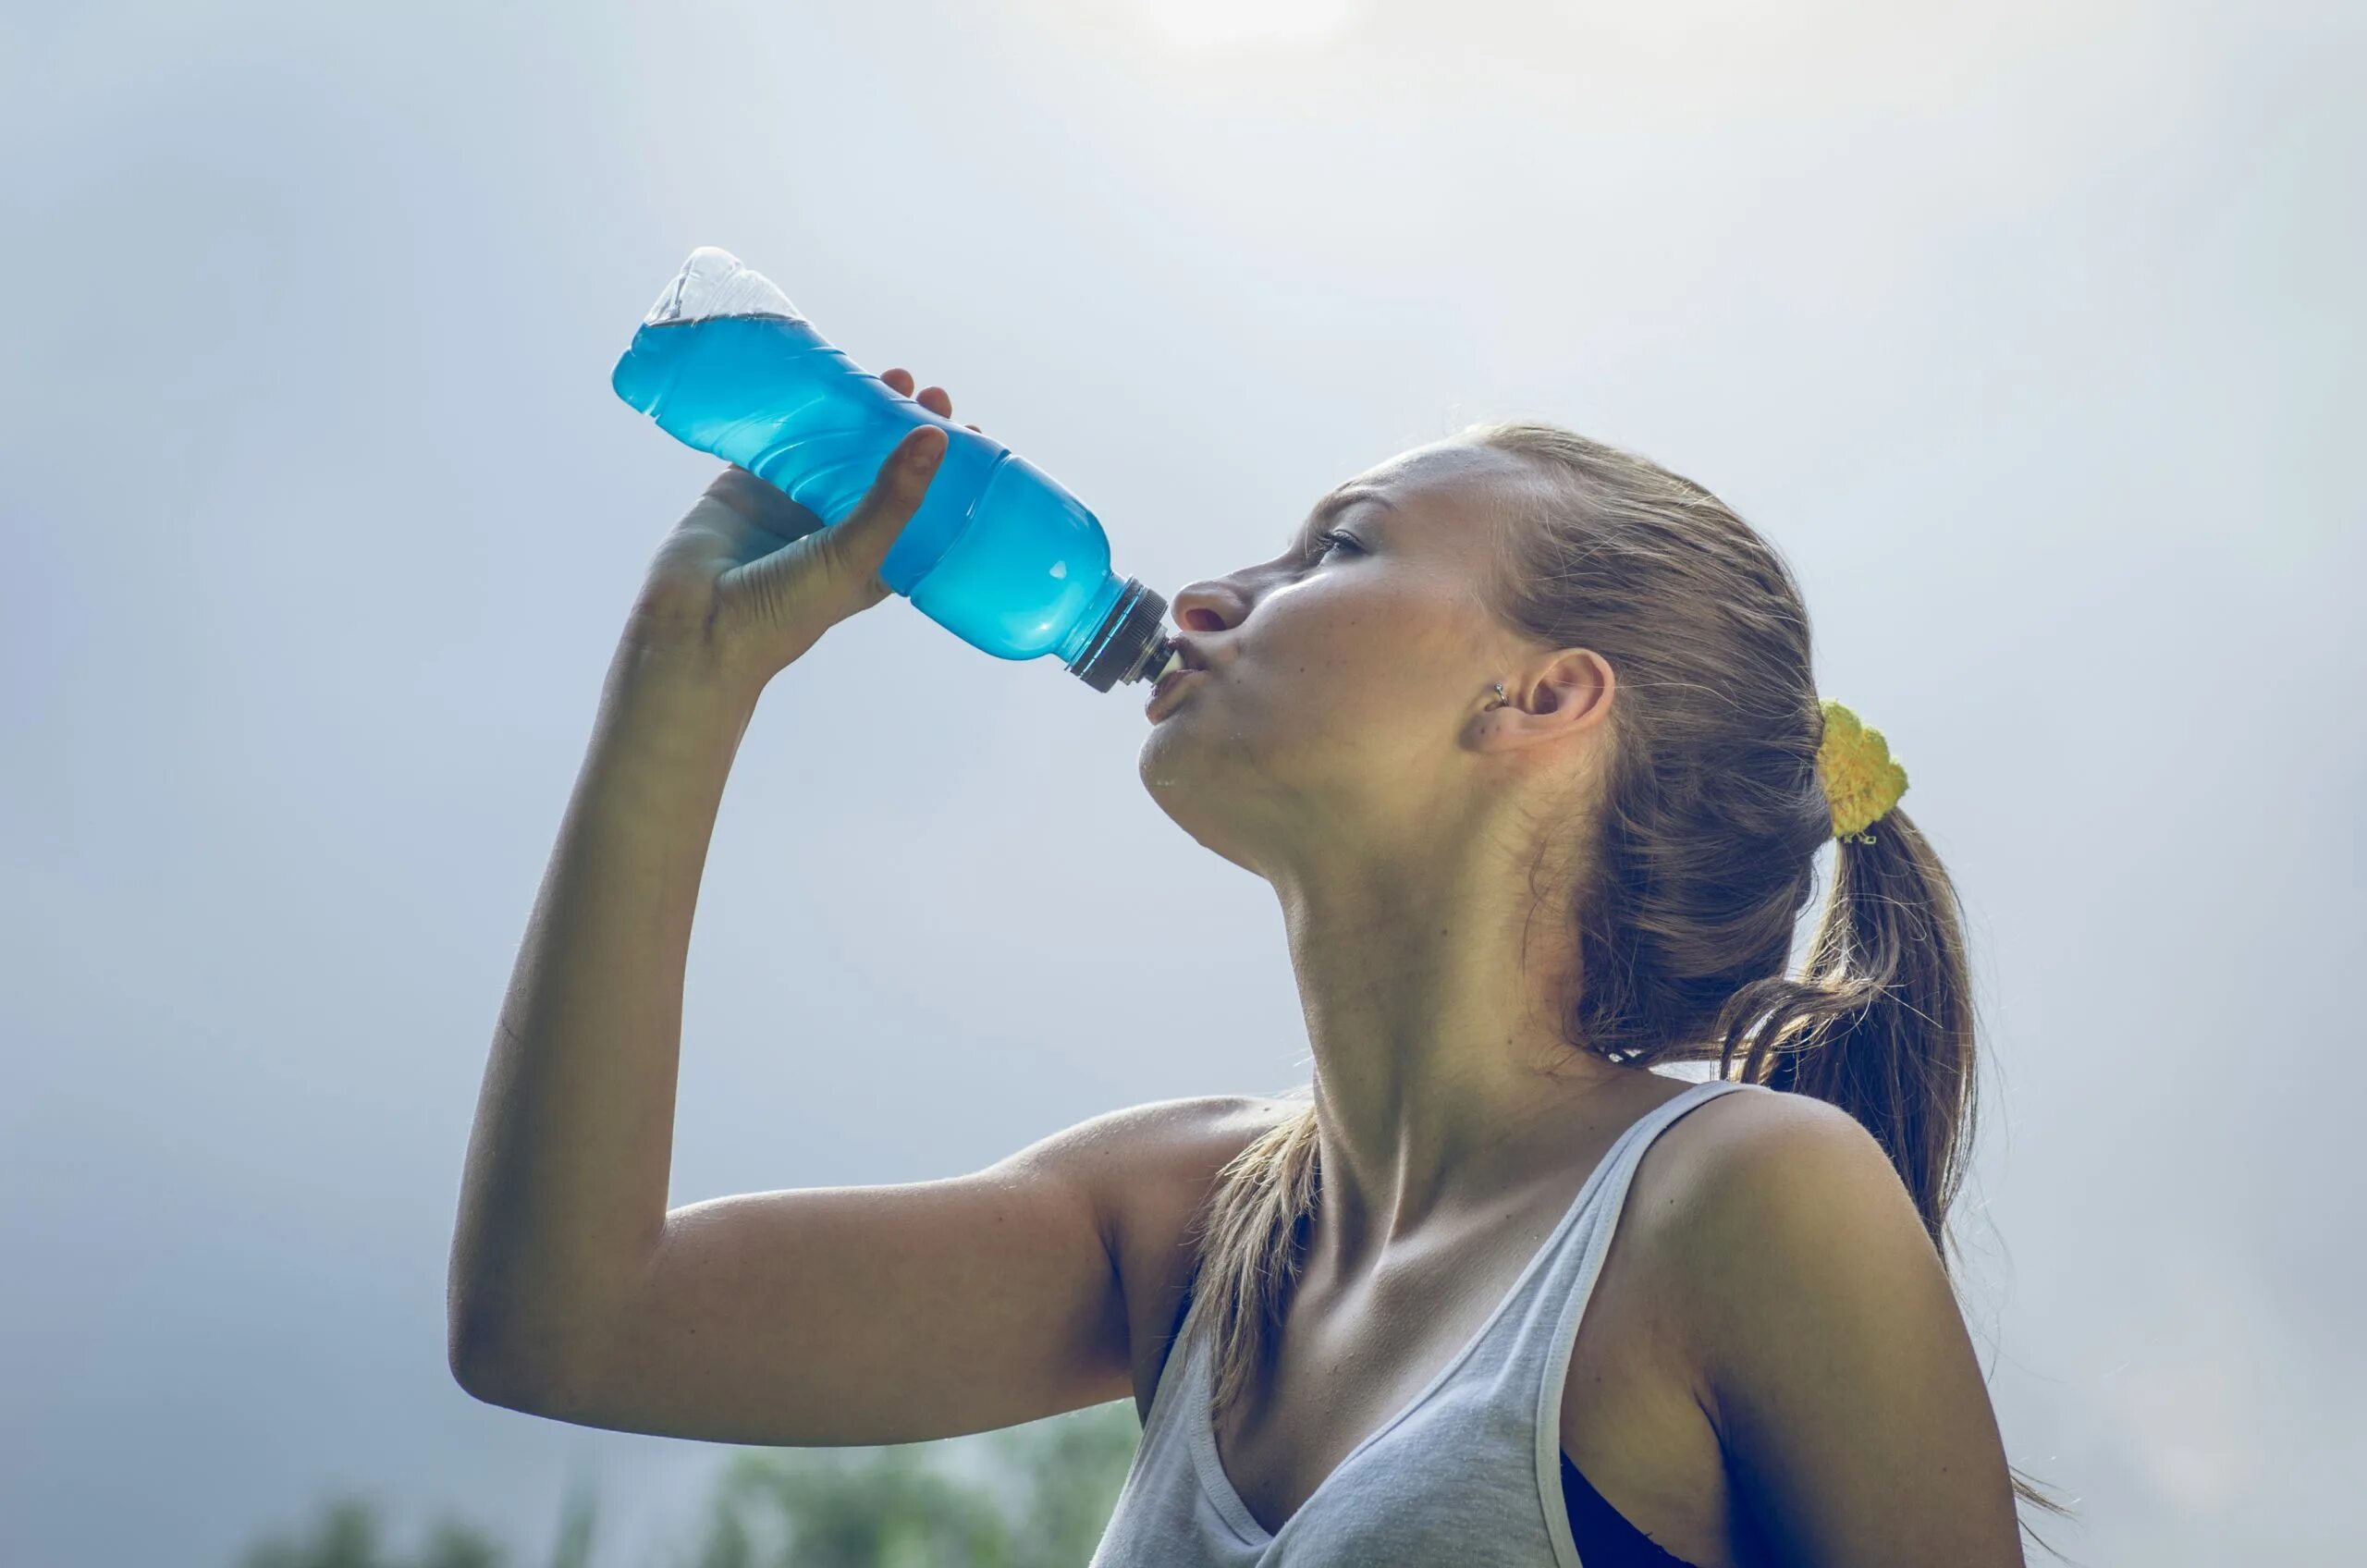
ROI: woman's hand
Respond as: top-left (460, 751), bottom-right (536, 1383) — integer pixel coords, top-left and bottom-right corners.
top-left (625, 370), bottom-right (986, 691)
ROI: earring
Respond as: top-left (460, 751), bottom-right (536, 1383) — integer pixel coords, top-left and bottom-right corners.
top-left (1490, 682), bottom-right (1509, 709)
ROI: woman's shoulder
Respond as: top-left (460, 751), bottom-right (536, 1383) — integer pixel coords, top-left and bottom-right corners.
top-left (1650, 1082), bottom-right (1904, 1228)
top-left (1636, 1083), bottom-right (1907, 1264)
top-left (1074, 1092), bottom-right (1305, 1187)
top-left (1063, 1094), bottom-right (1304, 1415)
top-left (1631, 1083), bottom-right (1947, 1390)
top-left (1103, 1092), bottom-right (1306, 1241)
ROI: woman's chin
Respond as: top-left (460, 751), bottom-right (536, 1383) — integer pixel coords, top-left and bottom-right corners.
top-left (1138, 725), bottom-right (1209, 796)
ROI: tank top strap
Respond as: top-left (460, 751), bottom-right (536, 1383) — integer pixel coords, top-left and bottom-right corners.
top-left (1494, 1078), bottom-right (1765, 1470)
top-left (1140, 1263), bottom-right (1210, 1441)
top-left (1533, 1074), bottom-right (1759, 1301)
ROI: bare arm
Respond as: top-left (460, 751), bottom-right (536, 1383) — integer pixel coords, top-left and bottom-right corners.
top-left (443, 624), bottom-right (1160, 1438)
top-left (1668, 1095), bottom-right (2027, 1567)
top-left (448, 392), bottom-right (959, 1407)
top-left (448, 386), bottom-right (1277, 1446)
top-left (445, 630), bottom-right (767, 1404)
top-left (544, 1094), bottom-right (1285, 1447)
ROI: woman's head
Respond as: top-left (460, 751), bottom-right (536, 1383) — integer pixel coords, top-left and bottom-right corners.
top-left (1140, 436), bottom-right (1625, 894)
top-left (1162, 415), bottom-right (1977, 1312)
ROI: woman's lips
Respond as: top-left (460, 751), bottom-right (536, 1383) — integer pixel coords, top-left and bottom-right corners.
top-left (1145, 667), bottom-right (1202, 718)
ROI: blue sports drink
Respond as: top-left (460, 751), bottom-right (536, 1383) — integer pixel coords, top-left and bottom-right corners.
top-left (611, 247), bottom-right (1183, 692)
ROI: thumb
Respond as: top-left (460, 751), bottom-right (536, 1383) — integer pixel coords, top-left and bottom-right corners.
top-left (819, 423), bottom-right (948, 613)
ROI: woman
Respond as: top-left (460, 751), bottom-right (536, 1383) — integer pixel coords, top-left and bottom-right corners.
top-left (448, 371), bottom-right (2067, 1566)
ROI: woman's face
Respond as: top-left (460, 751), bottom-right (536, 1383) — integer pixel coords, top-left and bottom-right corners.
top-left (1139, 439), bottom-right (1554, 876)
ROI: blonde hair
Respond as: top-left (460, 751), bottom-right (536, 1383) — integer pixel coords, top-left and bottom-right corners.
top-left (1177, 422), bottom-right (2073, 1553)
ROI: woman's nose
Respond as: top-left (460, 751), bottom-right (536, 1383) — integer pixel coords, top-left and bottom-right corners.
top-left (1168, 576), bottom-right (1244, 632)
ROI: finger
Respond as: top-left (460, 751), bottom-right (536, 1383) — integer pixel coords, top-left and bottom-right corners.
top-left (816, 424), bottom-right (947, 608)
top-left (965, 423), bottom-right (981, 433)
top-left (887, 423), bottom-right (946, 493)
top-left (917, 386), bottom-right (951, 419)
top-left (841, 426), bottom-right (946, 549)
top-left (881, 367), bottom-right (914, 395)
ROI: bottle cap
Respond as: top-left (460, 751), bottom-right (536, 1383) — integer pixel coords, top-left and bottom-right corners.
top-left (1068, 578), bottom-right (1172, 692)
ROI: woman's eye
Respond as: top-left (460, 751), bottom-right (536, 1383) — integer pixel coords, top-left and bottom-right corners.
top-left (1313, 529), bottom-right (1362, 560)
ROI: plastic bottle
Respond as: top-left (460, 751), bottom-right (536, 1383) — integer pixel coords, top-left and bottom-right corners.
top-left (610, 247), bottom-right (1184, 693)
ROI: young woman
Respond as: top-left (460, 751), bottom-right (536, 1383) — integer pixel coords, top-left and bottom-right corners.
top-left (449, 371), bottom-right (2065, 1566)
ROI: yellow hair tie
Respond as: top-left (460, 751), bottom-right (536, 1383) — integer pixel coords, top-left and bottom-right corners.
top-left (1819, 699), bottom-right (1907, 845)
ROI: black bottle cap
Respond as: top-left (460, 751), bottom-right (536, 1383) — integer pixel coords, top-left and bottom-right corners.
top-left (1068, 577), bottom-right (1174, 692)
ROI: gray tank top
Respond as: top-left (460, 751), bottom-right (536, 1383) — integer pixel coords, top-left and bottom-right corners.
top-left (1089, 1076), bottom-right (1767, 1566)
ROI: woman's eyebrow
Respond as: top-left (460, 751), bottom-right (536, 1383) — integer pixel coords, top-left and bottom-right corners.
top-left (1288, 486), bottom-right (1395, 552)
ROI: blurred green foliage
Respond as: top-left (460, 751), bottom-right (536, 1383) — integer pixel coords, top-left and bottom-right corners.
top-left (232, 1399), bottom-right (1142, 1568)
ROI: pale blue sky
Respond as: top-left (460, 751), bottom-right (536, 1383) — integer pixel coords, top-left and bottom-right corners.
top-left (5, 2), bottom-right (2361, 1563)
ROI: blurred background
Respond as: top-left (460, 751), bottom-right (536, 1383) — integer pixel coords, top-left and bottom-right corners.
top-left (5, 1), bottom-right (2361, 1563)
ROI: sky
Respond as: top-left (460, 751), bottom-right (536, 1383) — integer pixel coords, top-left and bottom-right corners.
top-left (4, 1), bottom-right (2362, 1563)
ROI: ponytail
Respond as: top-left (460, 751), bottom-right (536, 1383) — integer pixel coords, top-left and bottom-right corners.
top-left (1721, 805), bottom-right (1974, 1251)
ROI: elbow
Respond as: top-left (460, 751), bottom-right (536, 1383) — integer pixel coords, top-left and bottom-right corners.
top-left (447, 1292), bottom-right (558, 1412)
top-left (448, 1330), bottom-right (568, 1414)
top-left (447, 1256), bottom-right (636, 1415)
top-left (448, 1332), bottom-right (509, 1407)
top-left (448, 1320), bottom-right (527, 1410)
